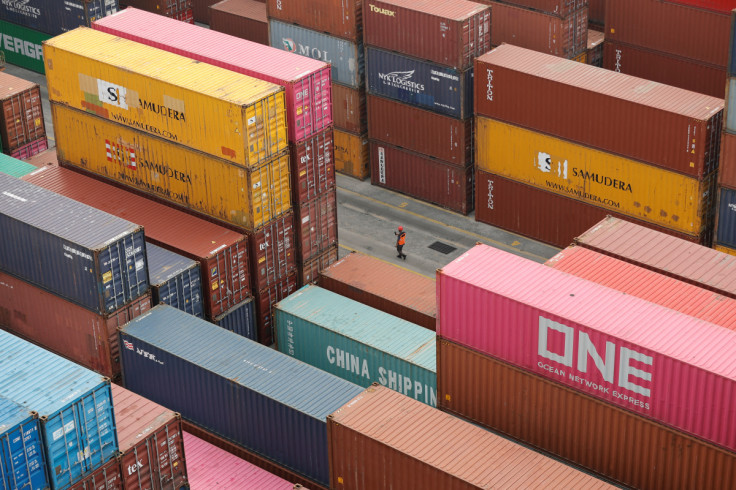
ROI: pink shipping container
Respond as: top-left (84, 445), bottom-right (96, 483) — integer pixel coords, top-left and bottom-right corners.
top-left (93, 7), bottom-right (332, 143)
top-left (9, 137), bottom-right (48, 160)
top-left (437, 243), bottom-right (736, 452)
top-left (290, 126), bottom-right (335, 204)
top-left (183, 432), bottom-right (294, 489)
top-left (295, 188), bottom-right (338, 263)
top-left (363, 0), bottom-right (491, 70)
top-left (474, 44), bottom-right (724, 179)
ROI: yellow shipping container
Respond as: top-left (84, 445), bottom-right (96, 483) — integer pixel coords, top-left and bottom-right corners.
top-left (475, 116), bottom-right (712, 235)
top-left (44, 27), bottom-right (287, 169)
top-left (715, 244), bottom-right (736, 256)
top-left (334, 129), bottom-right (369, 180)
top-left (52, 103), bottom-right (291, 231)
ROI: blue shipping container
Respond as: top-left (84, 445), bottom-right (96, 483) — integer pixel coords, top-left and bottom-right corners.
top-left (365, 46), bottom-right (473, 119)
top-left (716, 186), bottom-right (736, 248)
top-left (0, 0), bottom-right (117, 36)
top-left (0, 396), bottom-right (48, 490)
top-left (0, 172), bottom-right (149, 314)
top-left (119, 305), bottom-right (363, 487)
top-left (147, 243), bottom-right (203, 318)
top-left (212, 297), bottom-right (256, 340)
top-left (0, 331), bottom-right (118, 490)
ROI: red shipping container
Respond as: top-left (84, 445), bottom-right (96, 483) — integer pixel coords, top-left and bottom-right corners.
top-left (586, 29), bottom-right (604, 67)
top-left (367, 95), bottom-right (472, 166)
top-left (69, 456), bottom-right (123, 490)
top-left (23, 166), bottom-right (251, 320)
top-left (363, 0), bottom-right (491, 70)
top-left (209, 0), bottom-right (268, 45)
top-left (605, 0), bottom-right (730, 68)
top-left (265, 0), bottom-right (361, 41)
top-left (573, 215), bottom-right (736, 299)
top-left (174, 7), bottom-right (195, 23)
top-left (332, 83), bottom-right (366, 135)
top-left (474, 44), bottom-right (724, 179)
top-left (290, 126), bottom-right (335, 204)
top-left (192, 0), bottom-right (222, 23)
top-left (10, 136), bottom-right (48, 160)
top-left (370, 141), bottom-right (473, 215)
top-left (0, 72), bottom-right (45, 153)
top-left (719, 131), bottom-right (736, 190)
top-left (113, 385), bottom-right (187, 489)
top-left (295, 188), bottom-right (338, 263)
top-left (487, 2), bottom-right (588, 59)
top-left (0, 271), bottom-right (151, 382)
top-left (254, 272), bottom-right (299, 345)
top-left (249, 212), bottom-right (297, 292)
top-left (484, 0), bottom-right (587, 17)
top-left (665, 0), bottom-right (736, 13)
top-left (298, 245), bottom-right (339, 286)
top-left (120, 0), bottom-right (194, 20)
top-left (588, 0), bottom-right (604, 28)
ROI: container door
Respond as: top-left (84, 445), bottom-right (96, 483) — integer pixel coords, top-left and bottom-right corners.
top-left (75, 386), bottom-right (118, 476)
top-left (120, 231), bottom-right (149, 304)
top-left (1, 420), bottom-right (49, 490)
top-left (42, 405), bottom-right (86, 489)
top-left (99, 243), bottom-right (128, 314)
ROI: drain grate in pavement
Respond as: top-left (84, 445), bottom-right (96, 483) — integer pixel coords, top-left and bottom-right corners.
top-left (428, 241), bottom-right (457, 255)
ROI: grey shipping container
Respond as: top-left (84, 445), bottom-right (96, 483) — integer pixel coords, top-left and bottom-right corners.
top-left (365, 46), bottom-right (473, 119)
top-left (716, 186), bottom-right (736, 249)
top-left (0, 0), bottom-right (118, 36)
top-left (0, 172), bottom-right (149, 315)
top-left (212, 297), bottom-right (257, 340)
top-left (269, 19), bottom-right (364, 88)
top-left (119, 305), bottom-right (364, 488)
top-left (147, 243), bottom-right (204, 318)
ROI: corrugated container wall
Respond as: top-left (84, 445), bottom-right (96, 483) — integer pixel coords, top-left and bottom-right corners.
top-left (0, 72), bottom-right (45, 153)
top-left (22, 165), bottom-right (251, 320)
top-left (192, 0), bottom-right (220, 22)
top-left (9, 138), bottom-right (48, 160)
top-left (209, 0), bottom-right (268, 45)
top-left (44, 28), bottom-right (287, 168)
top-left (0, 153), bottom-right (37, 178)
top-left (318, 252), bottom-right (436, 331)
top-left (147, 243), bottom-right (204, 318)
top-left (588, 0), bottom-right (604, 26)
top-left (298, 245), bottom-right (339, 286)
top-left (265, 0), bottom-right (362, 41)
top-left (331, 84), bottom-right (366, 135)
top-left (436, 244), bottom-right (736, 452)
top-left (275, 285), bottom-right (437, 406)
top-left (0, 397), bottom-right (48, 490)
top-left (213, 297), bottom-right (257, 340)
top-left (119, 305), bottom-right (364, 487)
top-left (290, 127), bottom-right (335, 204)
top-left (0, 0), bottom-right (117, 35)
top-left (120, 0), bottom-right (193, 23)
top-left (474, 44), bottom-right (724, 179)
top-left (92, 8), bottom-right (332, 144)
top-left (487, 0), bottom-right (586, 16)
top-left (68, 455), bottom-right (122, 490)
top-left (0, 331), bottom-right (118, 490)
top-left (719, 131), bottom-right (736, 189)
top-left (0, 20), bottom-right (50, 74)
top-left (716, 186), bottom-right (736, 249)
top-left (437, 339), bottom-right (736, 490)
top-left (249, 212), bottom-right (297, 292)
top-left (295, 190), bottom-right (338, 263)
top-left (0, 172), bottom-right (149, 315)
top-left (334, 129), bottom-right (369, 180)
top-left (254, 273), bottom-right (299, 345)
top-left (327, 385), bottom-right (613, 489)
top-left (52, 103), bottom-right (292, 232)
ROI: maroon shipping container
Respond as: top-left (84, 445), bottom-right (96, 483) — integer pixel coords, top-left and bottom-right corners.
top-left (23, 166), bottom-right (251, 320)
top-left (254, 272), bottom-right (299, 345)
top-left (487, 2), bottom-right (588, 59)
top-left (437, 338), bottom-right (736, 490)
top-left (586, 29), bottom-right (604, 67)
top-left (192, 0), bottom-right (222, 23)
top-left (295, 188), bottom-right (338, 263)
top-left (719, 131), bottom-right (736, 190)
top-left (209, 0), bottom-right (268, 45)
top-left (363, 0), bottom-right (490, 70)
top-left (573, 215), bottom-right (736, 298)
top-left (332, 83), bottom-right (366, 135)
top-left (318, 251), bottom-right (436, 330)
top-left (290, 126), bottom-right (335, 204)
top-left (474, 169), bottom-right (708, 249)
top-left (588, 0), bottom-right (604, 28)
top-left (249, 212), bottom-right (297, 292)
top-left (112, 385), bottom-right (188, 490)
top-left (265, 0), bottom-right (361, 41)
top-left (10, 137), bottom-right (48, 161)
top-left (0, 270), bottom-right (151, 382)
top-left (69, 456), bottom-right (123, 490)
top-left (474, 44), bottom-right (725, 179)
top-left (298, 244), bottom-right (339, 286)
top-left (120, 0), bottom-right (194, 20)
top-left (0, 72), bottom-right (45, 153)
top-left (487, 0), bottom-right (587, 17)
top-left (367, 95), bottom-right (472, 166)
top-left (370, 140), bottom-right (473, 215)
top-left (605, 0), bottom-right (730, 68)
top-left (603, 41), bottom-right (727, 98)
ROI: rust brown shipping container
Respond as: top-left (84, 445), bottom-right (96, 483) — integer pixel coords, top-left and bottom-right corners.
top-left (249, 212), bottom-right (297, 292)
top-left (588, 0), bottom-right (604, 29)
top-left (290, 126), bottom-right (335, 204)
top-left (113, 384), bottom-right (188, 490)
top-left (120, 0), bottom-right (194, 20)
top-left (719, 131), bottom-right (736, 190)
top-left (334, 129), bottom-right (369, 180)
top-left (265, 0), bottom-right (361, 41)
top-left (295, 188), bottom-right (338, 263)
top-left (363, 0), bottom-right (490, 70)
top-left (332, 83), bottom-right (366, 135)
top-left (298, 244), bottom-right (339, 286)
top-left (437, 338), bottom-right (736, 490)
top-left (327, 384), bottom-right (613, 489)
top-left (254, 272), bottom-right (299, 345)
top-left (22, 148), bottom-right (58, 168)
top-left (370, 140), bottom-right (473, 215)
top-left (69, 456), bottom-right (123, 490)
top-left (475, 44), bottom-right (725, 179)
top-left (487, 2), bottom-right (588, 59)
top-left (0, 72), bottom-right (45, 153)
top-left (192, 0), bottom-right (223, 23)
top-left (603, 41), bottom-right (727, 98)
top-left (209, 0), bottom-right (268, 45)
top-left (367, 95), bottom-right (472, 166)
top-left (586, 29), bottom-right (603, 67)
top-left (474, 169), bottom-right (707, 249)
top-left (318, 251), bottom-right (436, 330)
top-left (484, 0), bottom-right (587, 17)
top-left (605, 0), bottom-right (730, 67)
top-left (0, 271), bottom-right (151, 382)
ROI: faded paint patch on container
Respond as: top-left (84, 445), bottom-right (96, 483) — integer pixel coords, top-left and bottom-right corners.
top-left (0, 397), bottom-right (48, 490)
top-left (331, 83), bottom-right (366, 134)
top-left (213, 297), bottom-right (257, 340)
top-left (249, 212), bottom-right (297, 292)
top-left (0, 72), bottom-right (45, 153)
top-left (254, 273), bottom-right (299, 346)
top-left (295, 189), bottom-right (338, 264)
top-left (265, 0), bottom-right (362, 41)
top-left (210, 0), bottom-right (268, 45)
top-left (716, 186), bottom-right (736, 249)
top-left (334, 129), bottom-right (369, 180)
top-left (290, 127), bottom-right (335, 204)
top-left (0, 20), bottom-right (50, 74)
top-left (147, 243), bottom-right (204, 318)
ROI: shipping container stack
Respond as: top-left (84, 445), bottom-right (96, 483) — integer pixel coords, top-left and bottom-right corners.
top-left (267, 0), bottom-right (369, 181)
top-left (209, 0), bottom-right (268, 45)
top-left (602, 0), bottom-right (731, 98)
top-left (363, 0), bottom-right (490, 215)
top-left (474, 44), bottom-right (723, 249)
top-left (119, 0), bottom-right (195, 23)
top-left (0, 71), bottom-right (47, 159)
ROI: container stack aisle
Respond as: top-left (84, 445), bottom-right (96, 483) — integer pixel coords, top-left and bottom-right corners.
top-left (0, 71), bottom-right (47, 159)
top-left (209, 0), bottom-right (268, 45)
top-left (119, 0), bottom-right (195, 23)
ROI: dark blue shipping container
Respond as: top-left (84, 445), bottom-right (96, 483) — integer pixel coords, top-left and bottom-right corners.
top-left (365, 46), bottom-right (473, 119)
top-left (0, 0), bottom-right (117, 36)
top-left (212, 297), bottom-right (256, 340)
top-left (0, 172), bottom-right (149, 314)
top-left (119, 305), bottom-right (363, 487)
top-left (716, 186), bottom-right (736, 248)
top-left (0, 396), bottom-right (48, 490)
top-left (147, 243), bottom-right (203, 318)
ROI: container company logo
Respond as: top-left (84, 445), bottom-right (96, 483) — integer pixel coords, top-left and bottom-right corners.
top-left (124, 340), bottom-right (134, 351)
top-left (537, 151), bottom-right (632, 192)
top-left (280, 38), bottom-right (333, 63)
top-left (378, 70), bottom-right (425, 93)
top-left (1, 0), bottom-right (41, 18)
top-left (106, 139), bottom-right (136, 170)
top-left (369, 4), bottom-right (395, 16)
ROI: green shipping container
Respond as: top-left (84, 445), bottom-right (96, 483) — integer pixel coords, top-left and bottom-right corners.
top-left (0, 21), bottom-right (50, 73)
top-left (0, 153), bottom-right (37, 177)
top-left (275, 285), bottom-right (437, 406)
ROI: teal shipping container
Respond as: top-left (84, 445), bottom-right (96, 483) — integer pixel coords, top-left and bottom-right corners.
top-left (0, 153), bottom-right (36, 178)
top-left (275, 285), bottom-right (437, 406)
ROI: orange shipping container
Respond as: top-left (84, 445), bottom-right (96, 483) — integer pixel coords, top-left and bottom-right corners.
top-left (334, 129), bottom-right (369, 180)
top-left (715, 243), bottom-right (736, 256)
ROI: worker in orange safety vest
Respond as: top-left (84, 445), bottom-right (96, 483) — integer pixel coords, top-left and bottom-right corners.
top-left (395, 226), bottom-right (406, 260)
